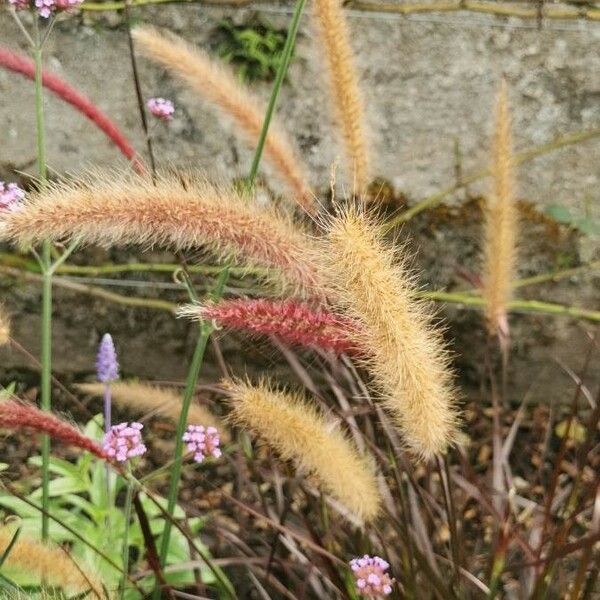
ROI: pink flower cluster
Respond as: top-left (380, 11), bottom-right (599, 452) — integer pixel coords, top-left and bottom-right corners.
top-left (182, 425), bottom-right (221, 463)
top-left (102, 422), bottom-right (147, 463)
top-left (147, 97), bottom-right (175, 121)
top-left (8, 0), bottom-right (83, 18)
top-left (0, 181), bottom-right (24, 212)
top-left (350, 555), bottom-right (394, 598)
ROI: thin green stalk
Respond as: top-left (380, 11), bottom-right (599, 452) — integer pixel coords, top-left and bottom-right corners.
top-left (153, 2), bottom-right (307, 595)
top-left (382, 126), bottom-right (600, 232)
top-left (247, 0), bottom-right (306, 186)
top-left (119, 473), bottom-right (136, 598)
top-left (156, 315), bottom-right (213, 566)
top-left (0, 253), bottom-right (263, 277)
top-left (33, 16), bottom-right (53, 543)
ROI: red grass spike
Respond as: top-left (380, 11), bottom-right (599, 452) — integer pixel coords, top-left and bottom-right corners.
top-left (0, 47), bottom-right (143, 173)
top-left (0, 400), bottom-right (108, 460)
top-left (181, 298), bottom-right (362, 356)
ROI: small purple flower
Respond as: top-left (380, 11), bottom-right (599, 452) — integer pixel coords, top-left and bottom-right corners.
top-left (182, 425), bottom-right (221, 463)
top-left (54, 0), bottom-right (83, 8)
top-left (8, 0), bottom-right (30, 10)
top-left (96, 333), bottom-right (119, 383)
top-left (349, 555), bottom-right (394, 598)
top-left (147, 97), bottom-right (175, 121)
top-left (9, 0), bottom-right (83, 17)
top-left (0, 181), bottom-right (25, 212)
top-left (102, 422), bottom-right (147, 462)
top-left (34, 0), bottom-right (55, 17)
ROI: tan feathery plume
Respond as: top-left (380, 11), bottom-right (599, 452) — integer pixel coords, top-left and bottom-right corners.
top-left (76, 380), bottom-right (229, 442)
top-left (482, 78), bottom-right (518, 340)
top-left (0, 305), bottom-right (10, 345)
top-left (312, 0), bottom-right (370, 194)
top-left (132, 26), bottom-right (314, 213)
top-left (0, 173), bottom-right (324, 298)
top-left (225, 379), bottom-right (380, 521)
top-left (0, 528), bottom-right (108, 598)
top-left (324, 209), bottom-right (460, 459)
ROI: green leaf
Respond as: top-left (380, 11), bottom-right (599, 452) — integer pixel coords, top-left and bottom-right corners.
top-left (28, 456), bottom-right (82, 479)
top-left (0, 383), bottom-right (17, 399)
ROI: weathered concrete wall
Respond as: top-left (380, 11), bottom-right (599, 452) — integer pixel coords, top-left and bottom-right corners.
top-left (1, 6), bottom-right (600, 214)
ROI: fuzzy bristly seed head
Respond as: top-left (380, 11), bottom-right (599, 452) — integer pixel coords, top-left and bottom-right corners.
top-left (133, 26), bottom-right (314, 213)
top-left (96, 333), bottom-right (119, 383)
top-left (0, 172), bottom-right (325, 299)
top-left (0, 400), bottom-right (108, 460)
top-left (178, 298), bottom-right (362, 355)
top-left (76, 380), bottom-right (229, 441)
top-left (312, 0), bottom-right (371, 194)
top-left (0, 305), bottom-right (10, 346)
top-left (324, 209), bottom-right (460, 459)
top-left (0, 48), bottom-right (141, 170)
top-left (350, 555), bottom-right (394, 597)
top-left (183, 424), bottom-right (222, 463)
top-left (482, 78), bottom-right (518, 340)
top-left (225, 379), bottom-right (381, 522)
top-left (0, 528), bottom-right (109, 598)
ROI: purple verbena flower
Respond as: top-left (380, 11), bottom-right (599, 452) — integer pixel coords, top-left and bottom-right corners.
top-left (102, 422), bottom-right (146, 462)
top-left (182, 425), bottom-right (221, 463)
top-left (349, 555), bottom-right (394, 598)
top-left (54, 0), bottom-right (83, 9)
top-left (9, 0), bottom-right (83, 18)
top-left (34, 0), bottom-right (55, 17)
top-left (0, 181), bottom-right (25, 212)
top-left (8, 0), bottom-right (30, 11)
top-left (147, 97), bottom-right (175, 121)
top-left (96, 333), bottom-right (119, 383)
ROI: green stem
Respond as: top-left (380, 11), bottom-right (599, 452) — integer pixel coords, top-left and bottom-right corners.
top-left (119, 474), bottom-right (135, 598)
top-left (33, 17), bottom-right (53, 543)
top-left (420, 290), bottom-right (600, 321)
top-left (156, 320), bottom-right (212, 563)
top-left (382, 126), bottom-right (600, 231)
top-left (0, 253), bottom-right (263, 277)
top-left (155, 266), bottom-right (228, 597)
top-left (247, 0), bottom-right (306, 187)
top-left (153, 1), bottom-right (306, 595)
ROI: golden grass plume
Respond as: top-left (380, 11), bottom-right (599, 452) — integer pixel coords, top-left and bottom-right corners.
top-left (0, 305), bottom-right (10, 346)
top-left (324, 208), bottom-right (460, 459)
top-left (76, 380), bottom-right (229, 442)
top-left (312, 0), bottom-right (371, 194)
top-left (482, 78), bottom-right (518, 339)
top-left (132, 26), bottom-right (314, 213)
top-left (225, 378), bottom-right (380, 522)
top-left (0, 527), bottom-right (108, 598)
top-left (0, 172), bottom-right (324, 298)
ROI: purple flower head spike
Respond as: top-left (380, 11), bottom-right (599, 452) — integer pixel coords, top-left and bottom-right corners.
top-left (96, 333), bottom-right (119, 383)
top-left (102, 422), bottom-right (147, 462)
top-left (182, 425), bottom-right (221, 463)
top-left (349, 555), bottom-right (394, 598)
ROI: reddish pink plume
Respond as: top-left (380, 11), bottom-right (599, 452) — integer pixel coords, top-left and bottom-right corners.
top-left (0, 400), bottom-right (108, 461)
top-left (0, 47), bottom-right (143, 173)
top-left (198, 299), bottom-right (362, 355)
